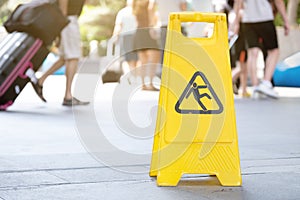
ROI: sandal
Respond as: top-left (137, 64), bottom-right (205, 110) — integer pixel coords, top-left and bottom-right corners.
top-left (31, 81), bottom-right (46, 102)
top-left (62, 97), bottom-right (90, 106)
top-left (242, 92), bottom-right (251, 98)
top-left (142, 85), bottom-right (159, 91)
top-left (147, 85), bottom-right (159, 91)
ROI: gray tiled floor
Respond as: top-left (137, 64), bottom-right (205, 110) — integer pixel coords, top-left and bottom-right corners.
top-left (0, 75), bottom-right (299, 200)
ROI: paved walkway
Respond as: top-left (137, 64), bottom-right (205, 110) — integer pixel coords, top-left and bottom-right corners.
top-left (0, 75), bottom-right (299, 200)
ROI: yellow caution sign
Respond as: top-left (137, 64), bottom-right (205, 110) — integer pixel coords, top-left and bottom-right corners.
top-left (150, 12), bottom-right (241, 186)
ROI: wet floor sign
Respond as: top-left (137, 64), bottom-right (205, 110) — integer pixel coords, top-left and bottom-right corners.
top-left (150, 13), bottom-right (241, 186)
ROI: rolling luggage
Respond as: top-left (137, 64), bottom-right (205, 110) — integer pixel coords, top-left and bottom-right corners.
top-left (0, 32), bottom-right (49, 110)
top-left (0, 1), bottom-right (69, 110)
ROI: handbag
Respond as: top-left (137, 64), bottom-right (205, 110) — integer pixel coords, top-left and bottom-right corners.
top-left (4, 2), bottom-right (69, 45)
top-left (101, 37), bottom-right (124, 83)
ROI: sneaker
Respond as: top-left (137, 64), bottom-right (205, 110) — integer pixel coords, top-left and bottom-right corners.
top-left (255, 82), bottom-right (279, 99)
top-left (31, 82), bottom-right (46, 102)
top-left (252, 90), bottom-right (263, 100)
top-left (62, 97), bottom-right (90, 106)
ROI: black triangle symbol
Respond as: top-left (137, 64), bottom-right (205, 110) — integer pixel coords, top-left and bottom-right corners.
top-left (175, 71), bottom-right (223, 114)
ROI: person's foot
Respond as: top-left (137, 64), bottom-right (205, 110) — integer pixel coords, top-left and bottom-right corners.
top-left (31, 81), bottom-right (46, 102)
top-left (232, 82), bottom-right (239, 95)
top-left (242, 92), bottom-right (251, 98)
top-left (142, 85), bottom-right (148, 90)
top-left (142, 85), bottom-right (159, 91)
top-left (62, 97), bottom-right (90, 106)
top-left (254, 81), bottom-right (279, 99)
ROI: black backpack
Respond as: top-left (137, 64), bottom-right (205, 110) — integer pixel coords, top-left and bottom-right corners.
top-left (4, 1), bottom-right (69, 46)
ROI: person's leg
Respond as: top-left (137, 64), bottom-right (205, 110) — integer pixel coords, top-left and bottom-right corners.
top-left (127, 60), bottom-right (137, 71)
top-left (253, 48), bottom-right (279, 99)
top-left (231, 44), bottom-right (241, 95)
top-left (127, 60), bottom-right (138, 84)
top-left (32, 57), bottom-right (65, 102)
top-left (148, 49), bottom-right (161, 89)
top-left (232, 66), bottom-right (241, 83)
top-left (257, 21), bottom-right (279, 83)
top-left (64, 58), bottom-right (78, 100)
top-left (247, 47), bottom-right (260, 87)
top-left (39, 57), bottom-right (65, 86)
top-left (231, 65), bottom-right (241, 95)
top-left (253, 21), bottom-right (279, 98)
top-left (239, 61), bottom-right (249, 97)
top-left (137, 51), bottom-right (148, 89)
top-left (231, 61), bottom-right (249, 97)
top-left (264, 48), bottom-right (279, 82)
top-left (241, 23), bottom-right (260, 88)
top-left (123, 34), bottom-right (138, 83)
top-left (60, 16), bottom-right (89, 105)
top-left (61, 58), bottom-right (89, 106)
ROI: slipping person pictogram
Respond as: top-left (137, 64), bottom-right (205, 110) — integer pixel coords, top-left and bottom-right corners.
top-left (185, 82), bottom-right (212, 111)
top-left (175, 71), bottom-right (223, 114)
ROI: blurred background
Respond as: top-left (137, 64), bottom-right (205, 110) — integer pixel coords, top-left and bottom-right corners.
top-left (0, 0), bottom-right (299, 59)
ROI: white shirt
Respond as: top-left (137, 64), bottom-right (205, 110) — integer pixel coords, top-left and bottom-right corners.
top-left (115, 6), bottom-right (137, 35)
top-left (242, 0), bottom-right (274, 23)
top-left (156, 0), bottom-right (186, 26)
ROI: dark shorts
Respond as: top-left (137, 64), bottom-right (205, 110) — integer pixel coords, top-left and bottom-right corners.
top-left (230, 25), bottom-right (247, 68)
top-left (122, 34), bottom-right (138, 62)
top-left (242, 21), bottom-right (278, 50)
top-left (134, 28), bottom-right (160, 51)
top-left (234, 27), bottom-right (247, 62)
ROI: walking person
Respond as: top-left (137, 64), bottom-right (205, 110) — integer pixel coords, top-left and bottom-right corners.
top-left (32, 0), bottom-right (89, 106)
top-left (113, 0), bottom-right (139, 84)
top-left (228, 3), bottom-right (250, 97)
top-left (132, 0), bottom-right (161, 91)
top-left (234, 0), bottom-right (289, 99)
top-left (231, 32), bottom-right (250, 98)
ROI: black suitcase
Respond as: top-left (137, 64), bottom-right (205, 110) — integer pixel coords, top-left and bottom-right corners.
top-left (0, 32), bottom-right (49, 110)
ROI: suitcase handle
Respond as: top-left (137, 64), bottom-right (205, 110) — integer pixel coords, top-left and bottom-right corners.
top-left (19, 61), bottom-right (33, 79)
